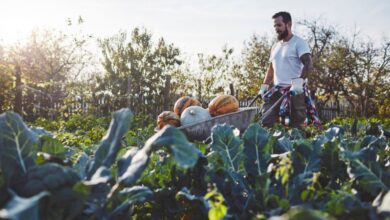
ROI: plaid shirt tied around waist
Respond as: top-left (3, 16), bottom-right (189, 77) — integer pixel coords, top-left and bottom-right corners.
top-left (262, 83), bottom-right (322, 129)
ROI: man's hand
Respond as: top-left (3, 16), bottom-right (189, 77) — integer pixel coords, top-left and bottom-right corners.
top-left (258, 84), bottom-right (269, 97)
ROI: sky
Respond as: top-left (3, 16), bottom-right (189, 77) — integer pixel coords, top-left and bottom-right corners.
top-left (0, 0), bottom-right (389, 56)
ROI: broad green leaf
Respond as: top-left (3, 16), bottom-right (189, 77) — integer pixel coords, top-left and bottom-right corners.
top-left (340, 139), bottom-right (361, 152)
top-left (228, 171), bottom-right (252, 211)
top-left (293, 140), bottom-right (321, 174)
top-left (117, 185), bottom-right (153, 203)
top-left (374, 191), bottom-right (390, 214)
top-left (274, 153), bottom-right (293, 186)
top-left (209, 204), bottom-right (227, 220)
top-left (276, 136), bottom-right (293, 153)
top-left (0, 112), bottom-right (38, 186)
top-left (176, 187), bottom-right (208, 207)
top-left (208, 169), bottom-right (251, 214)
top-left (0, 191), bottom-right (49, 220)
top-left (288, 139), bottom-right (322, 203)
top-left (342, 146), bottom-right (377, 163)
top-left (312, 135), bottom-right (327, 150)
top-left (324, 126), bottom-right (343, 142)
top-left (118, 126), bottom-right (199, 186)
top-left (86, 108), bottom-right (133, 179)
top-left (325, 192), bottom-right (366, 217)
top-left (21, 163), bottom-right (80, 196)
top-left (205, 190), bottom-right (227, 220)
top-left (41, 135), bottom-right (65, 158)
top-left (290, 128), bottom-right (304, 140)
top-left (138, 151), bottom-right (175, 188)
top-left (361, 135), bottom-right (379, 148)
top-left (346, 158), bottom-right (388, 195)
top-left (84, 166), bottom-right (111, 185)
top-left (206, 151), bottom-right (225, 172)
top-left (117, 148), bottom-right (148, 186)
top-left (144, 125), bottom-right (199, 168)
top-left (210, 124), bottom-right (243, 172)
top-left (117, 147), bottom-right (139, 177)
top-left (243, 123), bottom-right (270, 176)
top-left (72, 182), bottom-right (91, 196)
top-left (109, 186), bottom-right (153, 218)
top-left (73, 153), bottom-right (90, 178)
top-left (274, 207), bottom-right (336, 220)
top-left (30, 127), bottom-right (52, 137)
top-left (321, 140), bottom-right (348, 186)
top-left (175, 187), bottom-right (209, 219)
top-left (289, 172), bottom-right (317, 203)
top-left (365, 123), bottom-right (383, 137)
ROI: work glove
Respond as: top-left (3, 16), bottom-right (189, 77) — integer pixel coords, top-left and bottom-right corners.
top-left (258, 84), bottom-right (269, 97)
top-left (289, 78), bottom-right (304, 95)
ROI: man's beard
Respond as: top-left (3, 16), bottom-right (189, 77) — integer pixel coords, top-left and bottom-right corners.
top-left (277, 28), bottom-right (288, 40)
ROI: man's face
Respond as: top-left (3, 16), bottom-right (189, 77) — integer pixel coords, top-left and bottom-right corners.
top-left (273, 16), bottom-right (290, 40)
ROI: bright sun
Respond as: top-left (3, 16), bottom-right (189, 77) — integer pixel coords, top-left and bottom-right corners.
top-left (0, 0), bottom-right (73, 45)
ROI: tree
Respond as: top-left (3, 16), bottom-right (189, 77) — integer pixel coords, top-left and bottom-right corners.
top-left (342, 38), bottom-right (390, 116)
top-left (299, 18), bottom-right (390, 116)
top-left (0, 49), bottom-right (14, 113)
top-left (97, 27), bottom-right (183, 117)
top-left (298, 19), bottom-right (338, 104)
top-left (194, 46), bottom-right (236, 103)
top-left (5, 19), bottom-right (93, 119)
top-left (237, 34), bottom-right (273, 98)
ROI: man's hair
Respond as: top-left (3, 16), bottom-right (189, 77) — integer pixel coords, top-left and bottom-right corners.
top-left (272, 11), bottom-right (292, 24)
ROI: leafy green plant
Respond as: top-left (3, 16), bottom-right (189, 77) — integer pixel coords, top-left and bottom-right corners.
top-left (200, 121), bottom-right (389, 219)
top-left (0, 109), bottom-right (200, 219)
top-left (1, 112), bottom-right (389, 219)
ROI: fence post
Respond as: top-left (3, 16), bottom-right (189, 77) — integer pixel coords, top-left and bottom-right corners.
top-left (197, 79), bottom-right (202, 103)
top-left (163, 75), bottom-right (171, 111)
top-left (14, 65), bottom-right (22, 115)
top-left (229, 83), bottom-right (234, 96)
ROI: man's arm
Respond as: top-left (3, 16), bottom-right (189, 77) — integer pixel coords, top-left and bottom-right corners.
top-left (263, 63), bottom-right (274, 85)
top-left (300, 53), bottom-right (313, 79)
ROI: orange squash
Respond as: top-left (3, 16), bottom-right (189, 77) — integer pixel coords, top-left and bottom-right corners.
top-left (173, 96), bottom-right (201, 116)
top-left (157, 111), bottom-right (180, 130)
top-left (208, 95), bottom-right (239, 116)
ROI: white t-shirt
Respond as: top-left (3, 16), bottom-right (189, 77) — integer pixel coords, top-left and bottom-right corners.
top-left (269, 35), bottom-right (310, 86)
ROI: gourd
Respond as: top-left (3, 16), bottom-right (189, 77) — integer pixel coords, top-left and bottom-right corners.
top-left (156, 111), bottom-right (180, 129)
top-left (173, 96), bottom-right (201, 116)
top-left (180, 106), bottom-right (211, 126)
top-left (208, 95), bottom-right (239, 116)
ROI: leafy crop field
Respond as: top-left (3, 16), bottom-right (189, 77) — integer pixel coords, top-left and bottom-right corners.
top-left (0, 109), bottom-right (389, 220)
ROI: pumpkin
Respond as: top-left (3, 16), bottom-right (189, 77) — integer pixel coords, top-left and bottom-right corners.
top-left (208, 95), bottom-right (239, 116)
top-left (180, 106), bottom-right (211, 126)
top-left (173, 96), bottom-right (201, 116)
top-left (156, 111), bottom-right (180, 130)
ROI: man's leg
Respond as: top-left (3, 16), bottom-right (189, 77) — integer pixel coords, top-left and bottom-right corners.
top-left (261, 92), bottom-right (283, 128)
top-left (290, 93), bottom-right (307, 128)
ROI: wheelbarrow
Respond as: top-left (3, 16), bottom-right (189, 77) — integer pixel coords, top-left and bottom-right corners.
top-left (178, 106), bottom-right (260, 142)
top-left (177, 93), bottom-right (286, 142)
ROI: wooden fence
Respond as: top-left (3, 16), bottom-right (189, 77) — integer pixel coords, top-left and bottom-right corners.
top-left (238, 98), bottom-right (353, 122)
top-left (10, 93), bottom-right (352, 122)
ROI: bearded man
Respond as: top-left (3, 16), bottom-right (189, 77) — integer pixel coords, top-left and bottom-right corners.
top-left (259, 11), bottom-right (321, 128)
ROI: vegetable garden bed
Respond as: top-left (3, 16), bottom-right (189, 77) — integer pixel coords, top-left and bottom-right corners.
top-left (0, 109), bottom-right (389, 220)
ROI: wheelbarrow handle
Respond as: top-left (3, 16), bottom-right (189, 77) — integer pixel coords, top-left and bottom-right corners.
top-left (248, 94), bottom-right (262, 107)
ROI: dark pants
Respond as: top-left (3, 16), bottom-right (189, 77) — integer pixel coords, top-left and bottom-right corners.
top-left (261, 92), bottom-right (307, 128)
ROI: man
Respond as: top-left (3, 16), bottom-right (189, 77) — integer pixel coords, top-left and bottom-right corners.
top-left (259, 11), bottom-right (314, 128)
